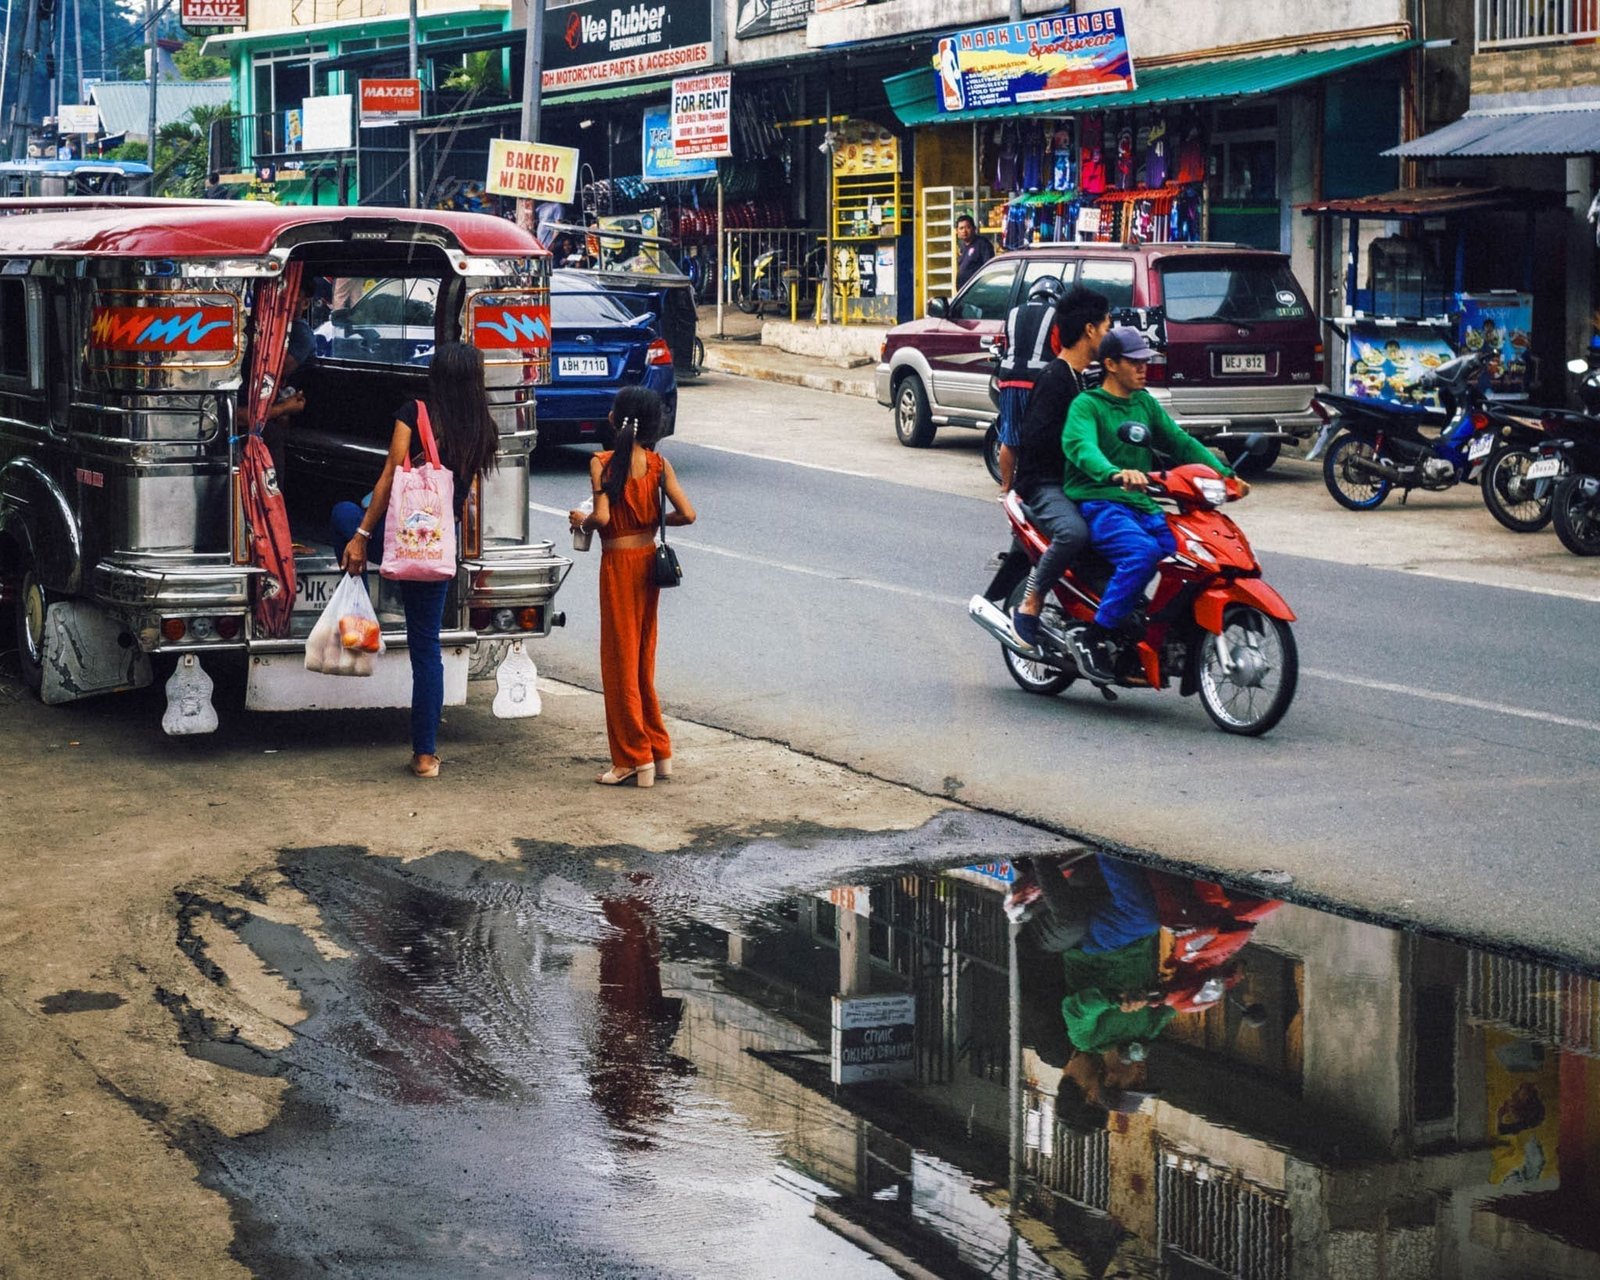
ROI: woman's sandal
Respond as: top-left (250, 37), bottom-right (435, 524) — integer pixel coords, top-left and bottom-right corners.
top-left (410, 754), bottom-right (441, 778)
top-left (597, 763), bottom-right (655, 788)
top-left (654, 757), bottom-right (672, 781)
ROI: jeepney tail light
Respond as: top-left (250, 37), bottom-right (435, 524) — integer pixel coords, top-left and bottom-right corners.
top-left (1315, 342), bottom-right (1325, 372)
top-left (215, 616), bottom-right (241, 640)
top-left (470, 608), bottom-right (492, 630)
top-left (160, 618), bottom-right (186, 642)
top-left (646, 338), bottom-right (673, 366)
top-left (518, 607), bottom-right (542, 630)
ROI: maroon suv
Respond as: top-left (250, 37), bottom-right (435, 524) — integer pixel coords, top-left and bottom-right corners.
top-left (875, 243), bottom-right (1325, 474)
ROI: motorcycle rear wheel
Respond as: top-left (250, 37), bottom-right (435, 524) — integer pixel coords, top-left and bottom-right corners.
top-left (1002, 583), bottom-right (1076, 697)
top-left (1481, 444), bottom-right (1553, 533)
top-left (1322, 434), bottom-right (1392, 510)
top-left (984, 426), bottom-right (1003, 484)
top-left (1196, 607), bottom-right (1297, 736)
top-left (1552, 474), bottom-right (1600, 555)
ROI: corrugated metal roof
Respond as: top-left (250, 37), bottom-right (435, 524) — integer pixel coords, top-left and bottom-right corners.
top-left (1300, 185), bottom-right (1565, 218)
top-left (1388, 104), bottom-right (1600, 157)
top-left (89, 80), bottom-right (231, 140)
top-left (885, 40), bottom-right (1417, 128)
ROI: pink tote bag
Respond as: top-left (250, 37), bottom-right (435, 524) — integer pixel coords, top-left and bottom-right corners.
top-left (380, 402), bottom-right (457, 582)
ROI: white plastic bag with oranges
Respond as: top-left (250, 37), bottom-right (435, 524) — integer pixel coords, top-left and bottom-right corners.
top-left (304, 574), bottom-right (385, 677)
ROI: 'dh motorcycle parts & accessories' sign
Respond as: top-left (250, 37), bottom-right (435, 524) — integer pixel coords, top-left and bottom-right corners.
top-left (543, 0), bottom-right (715, 91)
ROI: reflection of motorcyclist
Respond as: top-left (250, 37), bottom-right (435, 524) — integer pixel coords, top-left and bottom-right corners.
top-left (1058, 856), bottom-right (1174, 1054)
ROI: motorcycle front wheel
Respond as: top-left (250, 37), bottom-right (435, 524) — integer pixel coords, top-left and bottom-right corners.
top-left (1323, 434), bottom-right (1392, 510)
top-left (1552, 474), bottom-right (1600, 555)
top-left (1002, 583), bottom-right (1076, 697)
top-left (1481, 445), bottom-right (1554, 532)
top-left (1196, 607), bottom-right (1298, 736)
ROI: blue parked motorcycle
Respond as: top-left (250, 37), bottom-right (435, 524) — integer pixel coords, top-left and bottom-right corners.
top-left (1313, 352), bottom-right (1497, 510)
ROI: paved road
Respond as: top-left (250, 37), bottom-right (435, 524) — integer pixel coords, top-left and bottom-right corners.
top-left (535, 374), bottom-right (1600, 967)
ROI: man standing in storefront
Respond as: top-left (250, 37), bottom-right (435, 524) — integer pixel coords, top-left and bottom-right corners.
top-left (954, 214), bottom-right (995, 292)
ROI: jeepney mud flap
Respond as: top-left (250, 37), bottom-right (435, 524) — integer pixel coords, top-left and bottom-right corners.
top-left (491, 640), bottom-right (541, 719)
top-left (164, 654), bottom-right (219, 736)
top-left (41, 601), bottom-right (152, 706)
top-left (244, 644), bottom-right (470, 712)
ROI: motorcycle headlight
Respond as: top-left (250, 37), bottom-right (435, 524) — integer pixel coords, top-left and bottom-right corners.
top-left (1194, 476), bottom-right (1228, 507)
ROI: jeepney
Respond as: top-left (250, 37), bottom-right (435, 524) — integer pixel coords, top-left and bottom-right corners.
top-left (0, 201), bottom-right (570, 733)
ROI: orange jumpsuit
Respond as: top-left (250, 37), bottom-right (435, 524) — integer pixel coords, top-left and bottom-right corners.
top-left (597, 449), bottom-right (672, 769)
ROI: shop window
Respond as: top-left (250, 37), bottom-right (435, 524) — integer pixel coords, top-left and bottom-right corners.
top-left (1079, 260), bottom-right (1135, 310)
top-left (251, 46), bottom-right (328, 155)
top-left (0, 279), bottom-right (31, 383)
top-left (953, 260), bottom-right (1019, 321)
top-left (1412, 984), bottom-right (1457, 1129)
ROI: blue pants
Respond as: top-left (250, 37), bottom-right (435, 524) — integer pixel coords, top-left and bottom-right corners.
top-left (331, 500), bottom-right (448, 756)
top-left (1079, 501), bottom-right (1176, 629)
top-left (1082, 855), bottom-right (1161, 955)
top-left (996, 385), bottom-right (1030, 448)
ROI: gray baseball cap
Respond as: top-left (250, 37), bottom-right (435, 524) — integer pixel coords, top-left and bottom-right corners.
top-left (1099, 325), bottom-right (1157, 362)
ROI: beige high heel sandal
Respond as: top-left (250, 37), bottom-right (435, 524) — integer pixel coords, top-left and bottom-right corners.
top-left (597, 763), bottom-right (655, 788)
top-left (654, 757), bottom-right (672, 780)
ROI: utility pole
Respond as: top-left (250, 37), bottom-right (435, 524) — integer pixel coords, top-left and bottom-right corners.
top-left (406, 0), bottom-right (418, 206)
top-left (53, 6), bottom-right (65, 119)
top-left (516, 0), bottom-right (543, 233)
top-left (5, 0), bottom-right (40, 158)
top-left (146, 0), bottom-right (157, 169)
top-left (0, 0), bottom-right (15, 136)
top-left (73, 0), bottom-right (83, 106)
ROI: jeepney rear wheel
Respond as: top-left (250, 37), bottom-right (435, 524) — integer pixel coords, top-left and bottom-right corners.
top-left (13, 559), bottom-right (47, 693)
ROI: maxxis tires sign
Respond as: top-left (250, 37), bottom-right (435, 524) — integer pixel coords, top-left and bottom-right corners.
top-left (543, 1), bottom-right (715, 91)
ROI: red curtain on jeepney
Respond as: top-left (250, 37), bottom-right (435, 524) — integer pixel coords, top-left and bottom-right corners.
top-left (239, 262), bottom-right (303, 637)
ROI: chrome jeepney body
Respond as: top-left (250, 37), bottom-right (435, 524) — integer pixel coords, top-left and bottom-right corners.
top-left (0, 201), bottom-right (569, 730)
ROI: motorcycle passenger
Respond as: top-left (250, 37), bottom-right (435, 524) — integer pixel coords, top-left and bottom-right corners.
top-left (993, 275), bottom-right (1068, 493)
top-left (1010, 286), bottom-right (1111, 650)
top-left (1061, 326), bottom-right (1245, 683)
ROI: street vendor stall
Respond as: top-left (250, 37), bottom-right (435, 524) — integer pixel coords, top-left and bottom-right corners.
top-left (1301, 186), bottom-right (1565, 407)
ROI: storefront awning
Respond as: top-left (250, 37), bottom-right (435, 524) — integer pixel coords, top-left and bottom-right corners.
top-left (1300, 185), bottom-right (1566, 219)
top-left (1387, 102), bottom-right (1600, 157)
top-left (884, 39), bottom-right (1418, 128)
top-left (412, 77), bottom-right (675, 127)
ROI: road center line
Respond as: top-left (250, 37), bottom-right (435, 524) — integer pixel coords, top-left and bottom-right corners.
top-left (674, 441), bottom-right (881, 480)
top-left (1302, 668), bottom-right (1600, 734)
top-left (533, 503), bottom-right (1599, 731)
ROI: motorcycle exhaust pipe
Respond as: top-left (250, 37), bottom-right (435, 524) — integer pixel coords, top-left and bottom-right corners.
top-left (968, 595), bottom-right (1045, 659)
top-left (1345, 453), bottom-right (1405, 483)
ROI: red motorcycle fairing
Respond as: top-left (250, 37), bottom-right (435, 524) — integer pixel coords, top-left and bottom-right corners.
top-left (1194, 576), bottom-right (1297, 633)
top-left (1168, 508), bottom-right (1258, 573)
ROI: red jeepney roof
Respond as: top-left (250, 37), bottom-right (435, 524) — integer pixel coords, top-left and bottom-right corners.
top-left (0, 200), bottom-right (547, 258)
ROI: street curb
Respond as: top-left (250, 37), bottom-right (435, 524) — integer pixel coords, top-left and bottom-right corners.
top-left (699, 345), bottom-right (877, 400)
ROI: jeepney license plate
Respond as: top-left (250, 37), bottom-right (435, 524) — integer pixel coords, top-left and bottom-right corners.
top-left (295, 571), bottom-right (342, 613)
top-left (1526, 457), bottom-right (1563, 480)
top-left (1221, 353), bottom-right (1268, 374)
top-left (559, 356), bottom-right (609, 377)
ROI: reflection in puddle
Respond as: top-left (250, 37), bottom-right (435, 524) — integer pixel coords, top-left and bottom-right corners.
top-left (184, 843), bottom-right (1600, 1278)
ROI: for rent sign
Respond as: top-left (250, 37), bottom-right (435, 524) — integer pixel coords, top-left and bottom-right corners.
top-left (359, 79), bottom-right (422, 125)
top-left (670, 72), bottom-right (731, 160)
top-left (485, 140), bottom-right (580, 202)
top-left (543, 0), bottom-right (715, 91)
top-left (831, 994), bottom-right (916, 1085)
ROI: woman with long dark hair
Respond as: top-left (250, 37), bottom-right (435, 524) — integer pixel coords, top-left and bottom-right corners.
top-left (569, 386), bottom-right (695, 787)
top-left (337, 341), bottom-right (500, 777)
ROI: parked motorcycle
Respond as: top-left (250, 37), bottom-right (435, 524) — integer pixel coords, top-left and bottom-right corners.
top-left (1314, 352), bottom-right (1498, 510)
top-left (1536, 358), bottom-right (1600, 555)
top-left (733, 246), bottom-right (820, 318)
top-left (1476, 399), bottom-right (1557, 533)
top-left (968, 427), bottom-right (1297, 736)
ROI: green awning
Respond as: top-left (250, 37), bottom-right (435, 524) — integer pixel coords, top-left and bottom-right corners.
top-left (415, 78), bottom-right (675, 127)
top-left (885, 40), bottom-right (1418, 128)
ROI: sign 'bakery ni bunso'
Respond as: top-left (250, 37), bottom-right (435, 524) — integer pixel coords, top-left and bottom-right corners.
top-left (543, 1), bottom-right (715, 91)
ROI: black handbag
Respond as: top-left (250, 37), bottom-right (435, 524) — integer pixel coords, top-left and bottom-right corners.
top-left (652, 474), bottom-right (681, 588)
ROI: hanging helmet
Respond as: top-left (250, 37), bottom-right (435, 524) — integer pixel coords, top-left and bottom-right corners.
top-left (1028, 275), bottom-right (1066, 306)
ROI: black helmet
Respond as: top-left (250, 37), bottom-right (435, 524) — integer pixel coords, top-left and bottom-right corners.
top-left (1027, 275), bottom-right (1066, 306)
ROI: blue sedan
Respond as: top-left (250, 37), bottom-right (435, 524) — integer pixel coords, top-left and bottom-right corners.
top-left (536, 269), bottom-right (678, 448)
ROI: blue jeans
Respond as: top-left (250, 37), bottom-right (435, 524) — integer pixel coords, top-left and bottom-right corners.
top-left (331, 501), bottom-right (446, 756)
top-left (1079, 501), bottom-right (1176, 629)
top-left (1082, 855), bottom-right (1161, 955)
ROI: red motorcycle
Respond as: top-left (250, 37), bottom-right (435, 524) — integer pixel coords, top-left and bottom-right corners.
top-left (969, 429), bottom-right (1298, 735)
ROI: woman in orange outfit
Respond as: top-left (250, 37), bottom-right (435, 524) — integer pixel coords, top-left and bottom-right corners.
top-left (569, 387), bottom-right (696, 787)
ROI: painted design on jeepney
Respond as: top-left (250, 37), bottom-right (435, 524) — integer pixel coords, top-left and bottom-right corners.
top-left (90, 304), bottom-right (237, 351)
top-left (471, 301), bottom-right (551, 349)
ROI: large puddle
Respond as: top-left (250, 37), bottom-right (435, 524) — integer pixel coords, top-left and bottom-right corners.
top-left (166, 830), bottom-right (1600, 1278)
